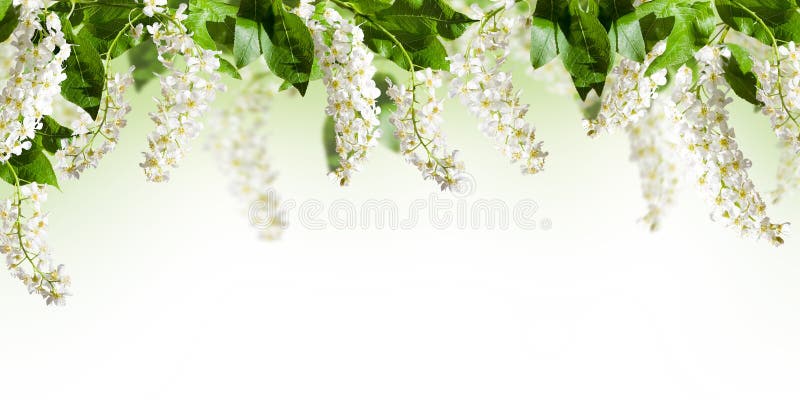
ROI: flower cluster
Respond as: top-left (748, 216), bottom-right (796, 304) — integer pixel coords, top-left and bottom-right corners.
top-left (584, 42), bottom-right (668, 137)
top-left (300, 7), bottom-right (382, 186)
top-left (1, 184), bottom-right (70, 305)
top-left (625, 97), bottom-right (681, 230)
top-left (207, 74), bottom-right (286, 241)
top-left (0, 3), bottom-right (69, 162)
top-left (449, 6), bottom-right (548, 174)
top-left (667, 46), bottom-right (786, 245)
top-left (140, 0), bottom-right (167, 17)
top-left (752, 41), bottom-right (800, 153)
top-left (140, 4), bottom-right (224, 182)
top-left (54, 68), bottom-right (135, 179)
top-left (387, 69), bottom-right (467, 191)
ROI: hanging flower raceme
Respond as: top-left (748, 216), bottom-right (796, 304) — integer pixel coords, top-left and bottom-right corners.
top-left (140, 3), bottom-right (225, 183)
top-left (0, 2), bottom-right (69, 163)
top-left (387, 69), bottom-right (467, 191)
top-left (296, 7), bottom-right (382, 186)
top-left (449, 4), bottom-right (547, 174)
top-left (752, 41), bottom-right (800, 153)
top-left (626, 97), bottom-right (682, 230)
top-left (584, 42), bottom-right (668, 137)
top-left (54, 68), bottom-right (135, 179)
top-left (1, 184), bottom-right (70, 305)
top-left (667, 46), bottom-right (786, 245)
top-left (207, 74), bottom-right (286, 241)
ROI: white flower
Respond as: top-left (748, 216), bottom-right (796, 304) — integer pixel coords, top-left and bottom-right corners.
top-left (206, 71), bottom-right (286, 240)
top-left (387, 70), bottom-right (467, 191)
top-left (625, 97), bottom-right (681, 230)
top-left (2, 184), bottom-right (71, 305)
top-left (584, 41), bottom-right (668, 137)
top-left (140, 9), bottom-right (225, 182)
top-left (0, 5), bottom-right (69, 163)
top-left (131, 23), bottom-right (144, 40)
top-left (449, 7), bottom-right (547, 174)
top-left (752, 41), bottom-right (800, 153)
top-left (666, 46), bottom-right (786, 245)
top-left (53, 67), bottom-right (135, 180)
top-left (294, 0), bottom-right (315, 20)
top-left (140, 0), bottom-right (167, 17)
top-left (296, 7), bottom-right (382, 186)
top-left (491, 0), bottom-right (516, 10)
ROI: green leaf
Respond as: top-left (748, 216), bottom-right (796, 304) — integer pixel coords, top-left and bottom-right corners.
top-left (599, 0), bottom-right (646, 62)
top-left (609, 13), bottom-right (645, 62)
top-left (356, 0), bottom-right (475, 71)
top-left (368, 0), bottom-right (476, 41)
top-left (599, 0), bottom-right (635, 21)
top-left (360, 19), bottom-right (450, 70)
top-left (599, 0), bottom-right (645, 62)
top-left (186, 0), bottom-right (238, 50)
top-left (0, 0), bottom-right (11, 20)
top-left (61, 17), bottom-right (106, 119)
top-left (637, 12), bottom-right (675, 53)
top-left (636, 0), bottom-right (715, 75)
top-left (341, 0), bottom-right (395, 14)
top-left (218, 58), bottom-right (242, 79)
top-left (192, 0), bottom-right (238, 20)
top-left (206, 18), bottom-right (238, 52)
top-left (263, 0), bottom-right (315, 94)
top-left (0, 2), bottom-right (18, 43)
top-left (0, 0), bottom-right (14, 21)
top-left (128, 40), bottom-right (166, 91)
top-left (0, 142), bottom-right (59, 188)
top-left (530, 0), bottom-right (570, 69)
top-left (234, 0), bottom-right (272, 68)
top-left (186, 15), bottom-right (218, 50)
top-left (530, 18), bottom-right (569, 68)
top-left (79, 3), bottom-right (141, 58)
top-left (37, 116), bottom-right (75, 154)
top-left (234, 16), bottom-right (270, 68)
top-left (562, 0), bottom-right (612, 100)
top-left (723, 43), bottom-right (762, 106)
top-left (715, 0), bottom-right (800, 45)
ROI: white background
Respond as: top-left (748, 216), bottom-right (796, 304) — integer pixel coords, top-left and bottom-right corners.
top-left (1, 79), bottom-right (799, 399)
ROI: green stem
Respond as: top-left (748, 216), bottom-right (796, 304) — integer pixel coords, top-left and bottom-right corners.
top-left (6, 167), bottom-right (54, 292)
top-left (69, 12), bottom-right (142, 164)
top-left (330, 0), bottom-right (451, 173)
top-left (732, 1), bottom-right (800, 132)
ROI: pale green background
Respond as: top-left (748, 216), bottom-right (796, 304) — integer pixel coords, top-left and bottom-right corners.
top-left (0, 58), bottom-right (799, 399)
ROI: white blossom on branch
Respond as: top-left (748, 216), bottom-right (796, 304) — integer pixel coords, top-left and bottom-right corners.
top-left (140, 4), bottom-right (225, 182)
top-left (0, 2), bottom-right (69, 162)
top-left (449, 5), bottom-right (548, 174)
top-left (1, 184), bottom-right (70, 305)
top-left (207, 73), bottom-right (286, 241)
top-left (298, 6), bottom-right (383, 186)
top-left (387, 69), bottom-right (468, 191)
top-left (54, 68), bottom-right (135, 179)
top-left (667, 46), bottom-right (786, 245)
